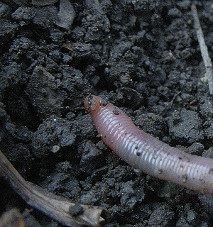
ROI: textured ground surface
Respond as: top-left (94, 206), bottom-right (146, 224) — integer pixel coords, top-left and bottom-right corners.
top-left (0, 0), bottom-right (213, 226)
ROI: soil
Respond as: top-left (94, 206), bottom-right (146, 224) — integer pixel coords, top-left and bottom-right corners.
top-left (0, 0), bottom-right (213, 226)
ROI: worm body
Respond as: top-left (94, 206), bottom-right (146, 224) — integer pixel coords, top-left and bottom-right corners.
top-left (84, 95), bottom-right (213, 193)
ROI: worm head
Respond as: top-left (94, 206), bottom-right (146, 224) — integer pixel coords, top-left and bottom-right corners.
top-left (84, 95), bottom-right (108, 112)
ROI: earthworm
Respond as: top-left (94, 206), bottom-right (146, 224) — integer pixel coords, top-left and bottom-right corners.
top-left (84, 94), bottom-right (213, 194)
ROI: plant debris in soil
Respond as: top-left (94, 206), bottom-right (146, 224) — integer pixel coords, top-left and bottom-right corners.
top-left (0, 0), bottom-right (213, 226)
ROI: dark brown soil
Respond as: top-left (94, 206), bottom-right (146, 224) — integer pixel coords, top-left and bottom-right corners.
top-left (0, 0), bottom-right (213, 226)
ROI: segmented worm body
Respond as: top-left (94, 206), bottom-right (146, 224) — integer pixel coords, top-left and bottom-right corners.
top-left (84, 95), bottom-right (213, 193)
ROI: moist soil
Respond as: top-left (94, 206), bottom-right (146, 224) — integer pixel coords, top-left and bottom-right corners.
top-left (1, 0), bottom-right (213, 226)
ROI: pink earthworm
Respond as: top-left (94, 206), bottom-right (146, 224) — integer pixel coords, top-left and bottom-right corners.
top-left (84, 94), bottom-right (213, 194)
